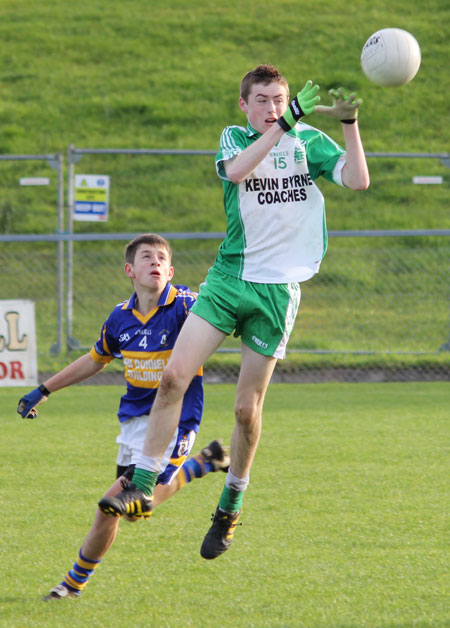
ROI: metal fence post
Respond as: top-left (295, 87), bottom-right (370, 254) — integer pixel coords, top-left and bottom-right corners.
top-left (439, 252), bottom-right (450, 351)
top-left (47, 152), bottom-right (64, 355)
top-left (66, 144), bottom-right (83, 350)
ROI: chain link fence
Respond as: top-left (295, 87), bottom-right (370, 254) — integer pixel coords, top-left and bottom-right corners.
top-left (1, 233), bottom-right (449, 383)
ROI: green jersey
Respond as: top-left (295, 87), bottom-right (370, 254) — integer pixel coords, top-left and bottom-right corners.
top-left (215, 122), bottom-right (346, 283)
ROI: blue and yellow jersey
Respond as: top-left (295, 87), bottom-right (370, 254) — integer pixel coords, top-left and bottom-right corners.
top-left (90, 283), bottom-right (203, 428)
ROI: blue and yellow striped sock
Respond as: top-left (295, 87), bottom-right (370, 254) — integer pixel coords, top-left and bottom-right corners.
top-left (177, 455), bottom-right (215, 488)
top-left (62, 550), bottom-right (102, 595)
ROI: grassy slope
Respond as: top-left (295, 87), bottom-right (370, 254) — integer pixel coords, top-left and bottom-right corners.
top-left (0, 0), bottom-right (448, 234)
top-left (1, 1), bottom-right (449, 372)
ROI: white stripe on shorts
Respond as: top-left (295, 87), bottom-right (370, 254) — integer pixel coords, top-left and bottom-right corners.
top-left (273, 283), bottom-right (301, 359)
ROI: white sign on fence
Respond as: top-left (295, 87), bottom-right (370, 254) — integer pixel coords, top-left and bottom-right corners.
top-left (74, 174), bottom-right (110, 222)
top-left (20, 177), bottom-right (51, 186)
top-left (0, 300), bottom-right (38, 387)
top-left (412, 176), bottom-right (443, 185)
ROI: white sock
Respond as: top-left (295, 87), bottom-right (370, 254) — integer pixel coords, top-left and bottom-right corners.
top-left (136, 454), bottom-right (161, 473)
top-left (225, 470), bottom-right (250, 492)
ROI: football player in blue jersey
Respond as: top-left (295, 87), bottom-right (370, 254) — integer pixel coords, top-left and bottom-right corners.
top-left (17, 233), bottom-right (229, 600)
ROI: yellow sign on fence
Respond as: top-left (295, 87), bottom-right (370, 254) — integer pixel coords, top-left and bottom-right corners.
top-left (74, 175), bottom-right (110, 221)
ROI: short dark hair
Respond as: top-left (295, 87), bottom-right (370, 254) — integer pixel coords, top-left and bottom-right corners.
top-left (240, 64), bottom-right (289, 102)
top-left (124, 233), bottom-right (172, 264)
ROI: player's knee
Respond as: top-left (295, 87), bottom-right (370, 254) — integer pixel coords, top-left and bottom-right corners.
top-left (159, 365), bottom-right (188, 398)
top-left (234, 400), bottom-right (259, 430)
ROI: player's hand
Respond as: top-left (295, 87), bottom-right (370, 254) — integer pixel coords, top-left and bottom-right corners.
top-left (296, 80), bottom-right (321, 116)
top-left (315, 87), bottom-right (361, 122)
top-left (17, 386), bottom-right (49, 419)
top-left (277, 80), bottom-right (320, 131)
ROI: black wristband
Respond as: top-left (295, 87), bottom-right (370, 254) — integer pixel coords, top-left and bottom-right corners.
top-left (341, 118), bottom-right (357, 124)
top-left (277, 117), bottom-right (292, 132)
top-left (277, 96), bottom-right (306, 132)
top-left (38, 383), bottom-right (51, 396)
top-left (288, 96), bottom-right (305, 121)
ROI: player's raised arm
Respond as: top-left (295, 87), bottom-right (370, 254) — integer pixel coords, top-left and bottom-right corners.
top-left (315, 87), bottom-right (370, 190)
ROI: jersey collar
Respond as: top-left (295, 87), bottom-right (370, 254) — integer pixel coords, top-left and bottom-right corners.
top-left (158, 283), bottom-right (178, 306)
top-left (123, 283), bottom-right (176, 310)
top-left (247, 123), bottom-right (261, 138)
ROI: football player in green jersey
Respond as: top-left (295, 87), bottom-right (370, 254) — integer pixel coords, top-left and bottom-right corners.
top-left (99, 66), bottom-right (369, 560)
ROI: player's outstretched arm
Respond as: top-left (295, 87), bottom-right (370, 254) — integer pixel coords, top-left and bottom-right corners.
top-left (316, 87), bottom-right (370, 190)
top-left (17, 353), bottom-right (106, 418)
top-left (340, 122), bottom-right (370, 190)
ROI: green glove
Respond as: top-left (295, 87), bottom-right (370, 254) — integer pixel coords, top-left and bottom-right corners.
top-left (277, 80), bottom-right (320, 131)
top-left (315, 87), bottom-right (361, 123)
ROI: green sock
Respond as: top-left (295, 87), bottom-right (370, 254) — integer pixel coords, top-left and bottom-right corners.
top-left (218, 485), bottom-right (244, 513)
top-left (132, 468), bottom-right (158, 496)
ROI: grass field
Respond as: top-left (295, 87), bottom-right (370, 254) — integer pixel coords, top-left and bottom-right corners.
top-left (1, 382), bottom-right (449, 627)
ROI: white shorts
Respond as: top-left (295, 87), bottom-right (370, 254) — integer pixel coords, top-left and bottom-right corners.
top-left (116, 416), bottom-right (197, 484)
top-left (116, 416), bottom-right (150, 467)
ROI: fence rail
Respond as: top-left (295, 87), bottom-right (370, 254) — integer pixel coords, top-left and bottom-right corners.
top-left (1, 232), bottom-right (449, 383)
